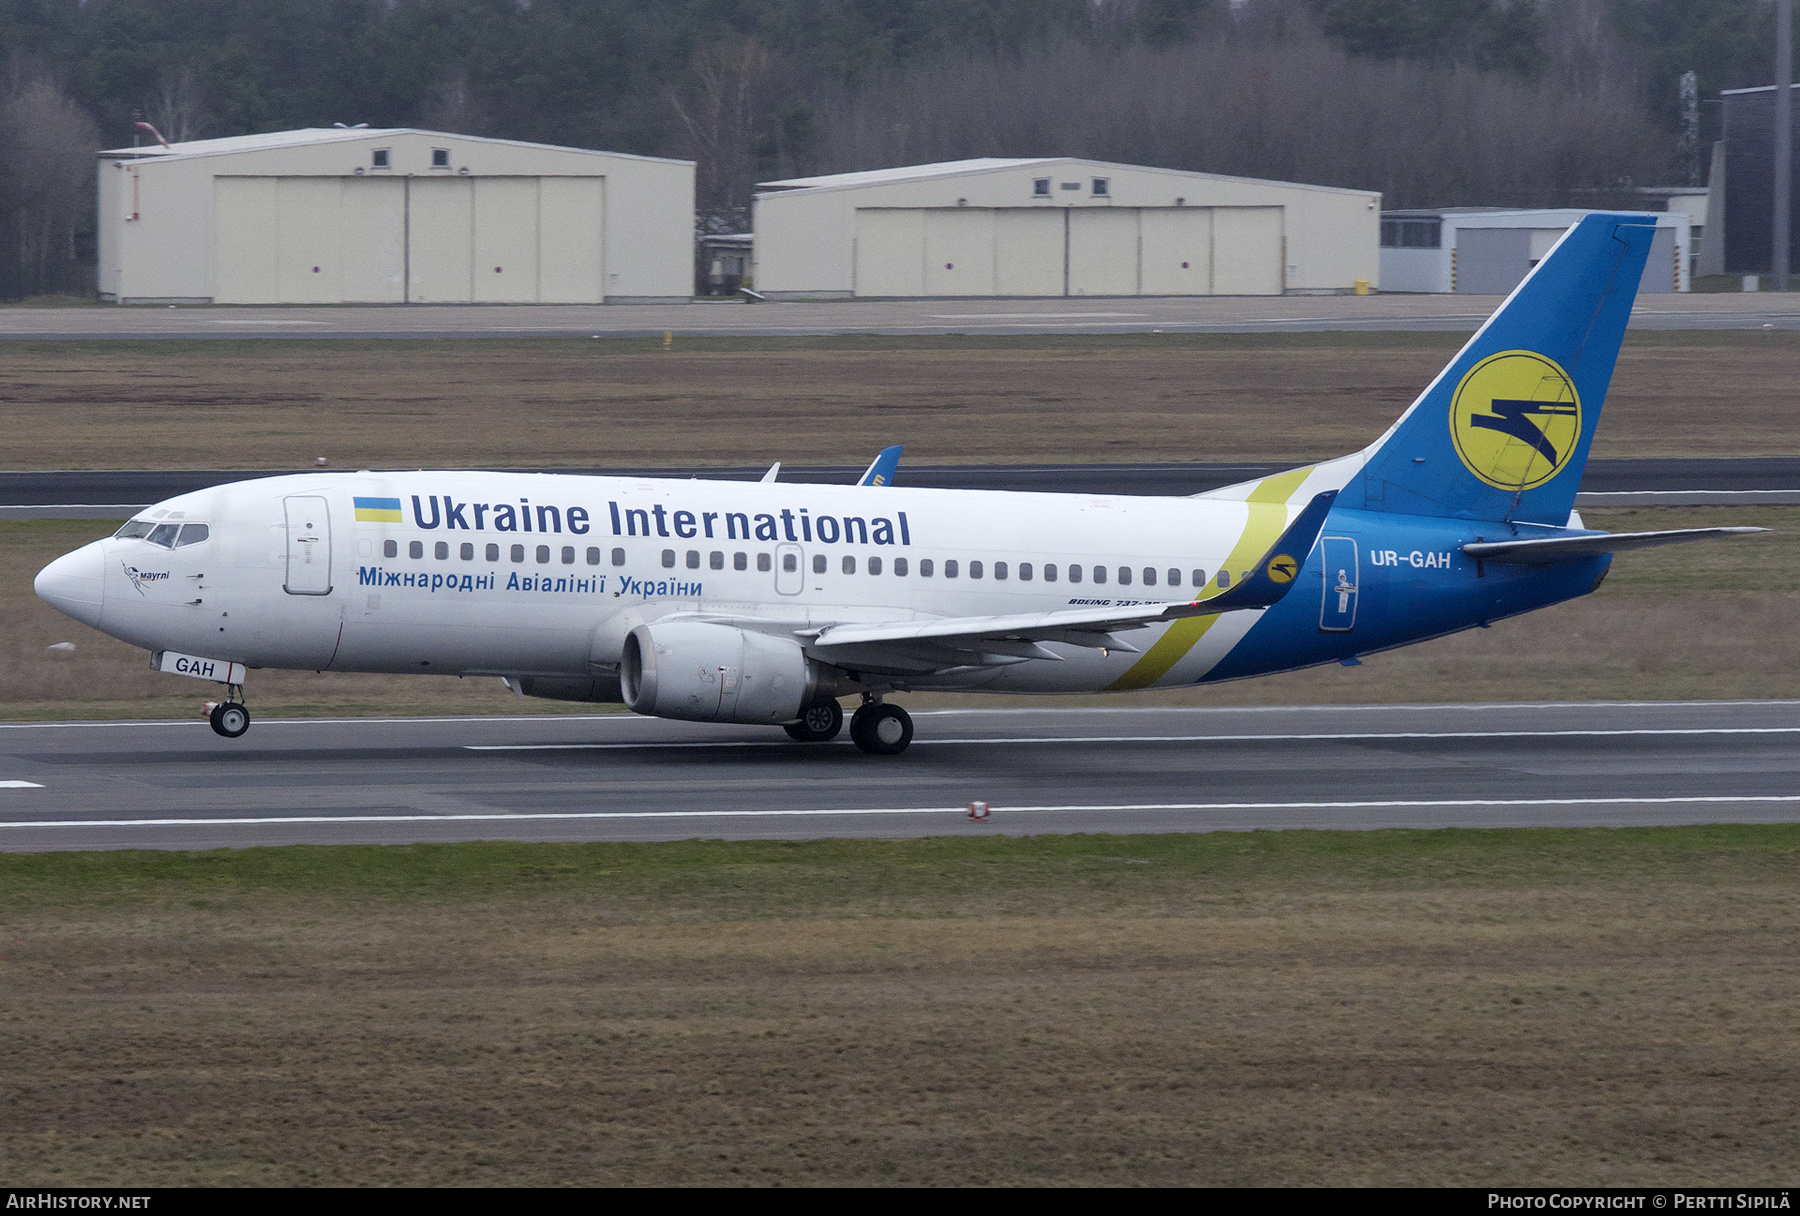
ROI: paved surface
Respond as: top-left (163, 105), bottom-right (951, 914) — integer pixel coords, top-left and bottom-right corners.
top-left (5, 293), bottom-right (1800, 340)
top-left (0, 701), bottom-right (1795, 851)
top-left (2, 458), bottom-right (1794, 519)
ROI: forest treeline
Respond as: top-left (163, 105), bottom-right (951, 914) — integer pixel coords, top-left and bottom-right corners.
top-left (0, 0), bottom-right (1781, 297)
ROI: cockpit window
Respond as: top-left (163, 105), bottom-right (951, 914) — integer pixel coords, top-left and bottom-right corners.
top-left (118, 519), bottom-right (209, 548)
top-left (146, 523), bottom-right (181, 548)
top-left (174, 523), bottom-right (210, 548)
top-left (114, 520), bottom-right (155, 539)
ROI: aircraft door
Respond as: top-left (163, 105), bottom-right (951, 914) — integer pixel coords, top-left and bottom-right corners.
top-left (1319, 537), bottom-right (1358, 632)
top-left (283, 495), bottom-right (333, 595)
top-left (775, 543), bottom-right (804, 595)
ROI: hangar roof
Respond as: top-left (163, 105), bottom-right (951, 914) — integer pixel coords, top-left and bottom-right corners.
top-left (100, 127), bottom-right (688, 165)
top-left (757, 156), bottom-right (1373, 197)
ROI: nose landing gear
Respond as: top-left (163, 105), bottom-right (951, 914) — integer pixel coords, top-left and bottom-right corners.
top-left (205, 684), bottom-right (251, 738)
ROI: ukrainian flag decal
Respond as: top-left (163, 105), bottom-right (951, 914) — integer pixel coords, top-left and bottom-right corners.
top-left (353, 496), bottom-right (403, 524)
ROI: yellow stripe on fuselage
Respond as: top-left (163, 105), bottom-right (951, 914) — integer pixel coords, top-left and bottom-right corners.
top-left (1107, 466), bottom-right (1313, 691)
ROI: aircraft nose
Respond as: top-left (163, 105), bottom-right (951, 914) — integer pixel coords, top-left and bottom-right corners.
top-left (35, 541), bottom-right (106, 630)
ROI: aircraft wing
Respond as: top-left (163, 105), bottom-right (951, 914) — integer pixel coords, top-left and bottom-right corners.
top-left (858, 446), bottom-right (902, 486)
top-left (1462, 526), bottom-right (1766, 565)
top-left (802, 490), bottom-right (1336, 672)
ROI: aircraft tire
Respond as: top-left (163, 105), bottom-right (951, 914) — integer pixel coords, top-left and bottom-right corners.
top-left (850, 703), bottom-right (912, 755)
top-left (783, 699), bottom-right (844, 743)
top-left (210, 701), bottom-right (251, 739)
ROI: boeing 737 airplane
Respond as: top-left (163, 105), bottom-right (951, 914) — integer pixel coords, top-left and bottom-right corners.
top-left (35, 213), bottom-right (1762, 754)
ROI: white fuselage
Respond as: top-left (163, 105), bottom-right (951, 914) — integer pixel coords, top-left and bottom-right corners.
top-left (49, 470), bottom-right (1295, 695)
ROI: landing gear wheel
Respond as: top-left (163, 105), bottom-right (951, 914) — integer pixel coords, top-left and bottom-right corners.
top-left (849, 703), bottom-right (913, 755)
top-left (784, 699), bottom-right (844, 743)
top-left (209, 701), bottom-right (250, 739)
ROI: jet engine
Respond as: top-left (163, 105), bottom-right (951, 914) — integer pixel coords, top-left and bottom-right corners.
top-left (621, 620), bottom-right (849, 724)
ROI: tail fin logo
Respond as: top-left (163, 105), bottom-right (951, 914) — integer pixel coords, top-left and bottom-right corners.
top-left (1448, 351), bottom-right (1582, 491)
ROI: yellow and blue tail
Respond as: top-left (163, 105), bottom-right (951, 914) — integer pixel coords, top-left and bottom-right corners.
top-left (1348, 212), bottom-right (1656, 525)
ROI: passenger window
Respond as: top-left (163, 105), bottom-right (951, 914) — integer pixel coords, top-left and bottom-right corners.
top-left (487, 543), bottom-right (499, 561)
top-left (868, 555), bottom-right (883, 575)
top-left (435, 541), bottom-right (449, 560)
top-left (710, 551), bottom-right (724, 570)
top-left (562, 546), bottom-right (575, 564)
top-left (734, 552), bottom-right (747, 571)
top-left (409, 540), bottom-right (424, 559)
top-left (148, 523), bottom-right (180, 548)
top-left (662, 550), bottom-right (676, 568)
top-left (1044, 564), bottom-right (1057, 582)
top-left (842, 555), bottom-right (856, 574)
top-left (385, 539), bottom-right (398, 559)
top-left (114, 521), bottom-right (155, 539)
top-left (920, 559), bottom-right (933, 577)
top-left (1217, 570), bottom-right (1231, 588)
top-left (1191, 569), bottom-right (1204, 587)
top-left (812, 554), bottom-right (827, 574)
top-left (535, 545), bottom-right (550, 563)
top-left (1143, 567), bottom-right (1156, 586)
top-left (761, 553), bottom-right (774, 572)
top-left (1117, 566), bottom-right (1131, 585)
top-left (894, 557), bottom-right (908, 576)
top-left (1068, 564), bottom-right (1081, 584)
top-left (1019, 562), bottom-right (1032, 581)
top-left (1169, 568), bottom-right (1181, 586)
top-left (782, 553), bottom-right (796, 572)
top-left (175, 523), bottom-right (210, 547)
top-left (461, 543), bottom-right (474, 560)
top-left (1093, 566), bottom-right (1107, 584)
top-left (612, 548), bottom-right (626, 566)
top-left (686, 550), bottom-right (700, 569)
top-left (587, 547), bottom-right (600, 565)
top-left (968, 560), bottom-right (982, 579)
top-left (511, 545), bottom-right (525, 562)
top-left (944, 560), bottom-right (958, 578)
top-left (994, 561), bottom-right (1007, 580)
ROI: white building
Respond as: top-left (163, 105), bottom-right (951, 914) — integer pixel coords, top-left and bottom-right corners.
top-left (751, 158), bottom-right (1380, 298)
top-left (97, 128), bottom-right (694, 304)
top-left (1380, 208), bottom-right (1691, 294)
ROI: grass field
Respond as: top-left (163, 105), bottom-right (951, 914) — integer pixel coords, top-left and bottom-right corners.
top-left (3, 507), bottom-right (1792, 721)
top-left (1, 828), bottom-right (1796, 1186)
top-left (0, 331), bottom-right (1794, 470)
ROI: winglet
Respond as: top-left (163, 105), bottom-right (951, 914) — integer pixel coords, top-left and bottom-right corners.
top-left (1176, 490), bottom-right (1337, 616)
top-left (858, 445), bottom-right (902, 487)
top-left (760, 462), bottom-right (780, 484)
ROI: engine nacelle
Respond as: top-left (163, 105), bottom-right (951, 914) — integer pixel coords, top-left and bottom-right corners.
top-left (621, 621), bottom-right (831, 724)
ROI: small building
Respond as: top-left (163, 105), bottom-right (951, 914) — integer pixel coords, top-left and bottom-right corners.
top-left (1379, 208), bottom-right (1689, 294)
top-left (751, 158), bottom-right (1380, 298)
top-left (98, 128), bottom-right (694, 304)
top-left (697, 233), bottom-right (753, 295)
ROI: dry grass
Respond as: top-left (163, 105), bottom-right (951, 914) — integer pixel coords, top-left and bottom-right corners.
top-left (2, 830), bottom-right (1796, 1186)
top-left (4, 508), bottom-right (1792, 720)
top-left (0, 331), bottom-right (1793, 470)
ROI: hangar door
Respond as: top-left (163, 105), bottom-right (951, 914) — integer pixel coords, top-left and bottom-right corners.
top-left (212, 176), bottom-right (605, 304)
top-left (853, 206), bottom-right (1282, 296)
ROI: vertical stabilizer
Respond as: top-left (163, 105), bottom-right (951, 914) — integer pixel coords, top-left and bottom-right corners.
top-left (1351, 212), bottom-right (1655, 524)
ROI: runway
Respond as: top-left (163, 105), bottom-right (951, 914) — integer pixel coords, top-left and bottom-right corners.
top-left (3, 457), bottom-right (1796, 519)
top-left (1, 701), bottom-right (1795, 851)
top-left (5, 292), bottom-right (1800, 340)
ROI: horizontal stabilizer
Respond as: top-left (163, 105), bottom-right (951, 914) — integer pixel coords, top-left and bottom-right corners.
top-left (1462, 526), bottom-right (1768, 565)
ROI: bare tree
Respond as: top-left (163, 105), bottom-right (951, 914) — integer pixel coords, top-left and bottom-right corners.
top-left (667, 37), bottom-right (794, 232)
top-left (145, 65), bottom-right (210, 145)
top-left (0, 64), bottom-right (101, 298)
top-left (422, 67), bottom-right (490, 136)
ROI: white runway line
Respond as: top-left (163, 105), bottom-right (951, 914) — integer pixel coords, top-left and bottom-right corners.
top-left (0, 781), bottom-right (42, 788)
top-left (4, 794), bottom-right (1800, 831)
top-left (466, 726), bottom-right (1800, 751)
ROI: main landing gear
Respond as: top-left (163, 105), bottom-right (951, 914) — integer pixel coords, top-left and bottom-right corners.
top-left (849, 698), bottom-right (913, 756)
top-left (783, 698), bottom-right (844, 743)
top-left (206, 685), bottom-right (251, 739)
top-left (782, 695), bottom-right (915, 754)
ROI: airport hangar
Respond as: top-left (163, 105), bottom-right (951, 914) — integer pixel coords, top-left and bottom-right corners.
top-left (97, 128), bottom-right (694, 305)
top-left (750, 158), bottom-right (1381, 299)
top-left (1380, 207), bottom-right (1692, 294)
